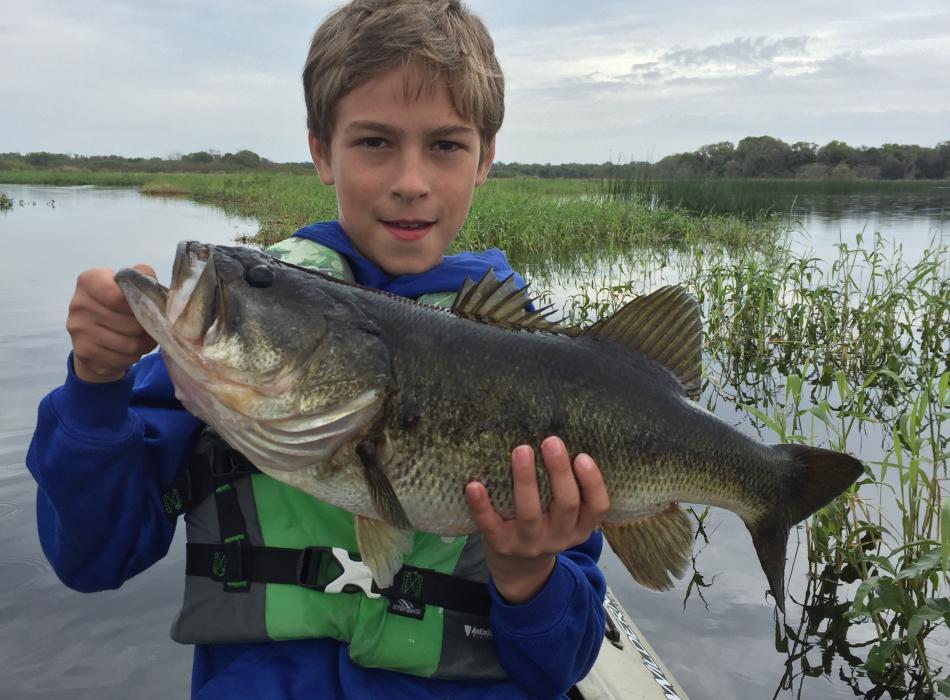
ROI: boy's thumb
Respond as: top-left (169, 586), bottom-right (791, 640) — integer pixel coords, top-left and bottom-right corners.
top-left (131, 264), bottom-right (157, 280)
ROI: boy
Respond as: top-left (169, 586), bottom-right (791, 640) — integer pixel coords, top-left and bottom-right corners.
top-left (27, 1), bottom-right (609, 697)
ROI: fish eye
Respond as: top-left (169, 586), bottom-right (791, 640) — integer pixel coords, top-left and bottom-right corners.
top-left (245, 264), bottom-right (276, 288)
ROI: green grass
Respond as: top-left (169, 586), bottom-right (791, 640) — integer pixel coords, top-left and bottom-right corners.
top-left (0, 170), bottom-right (783, 263)
top-left (595, 175), bottom-right (950, 218)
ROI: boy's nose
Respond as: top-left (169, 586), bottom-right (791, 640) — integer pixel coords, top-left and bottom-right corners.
top-left (390, 152), bottom-right (429, 201)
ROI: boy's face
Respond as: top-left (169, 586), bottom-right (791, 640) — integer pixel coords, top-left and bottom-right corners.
top-left (309, 64), bottom-right (494, 276)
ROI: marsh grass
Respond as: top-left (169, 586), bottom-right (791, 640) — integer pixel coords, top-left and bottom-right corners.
top-left (139, 182), bottom-right (190, 196)
top-left (595, 174), bottom-right (950, 219)
top-left (0, 171), bottom-right (782, 260)
top-left (562, 232), bottom-right (949, 696)
top-left (0, 191), bottom-right (12, 211)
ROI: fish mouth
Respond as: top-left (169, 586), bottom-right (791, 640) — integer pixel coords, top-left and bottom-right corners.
top-left (115, 267), bottom-right (168, 314)
top-left (115, 240), bottom-right (221, 346)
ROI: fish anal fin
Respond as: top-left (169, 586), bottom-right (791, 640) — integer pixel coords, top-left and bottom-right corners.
top-left (354, 515), bottom-right (414, 588)
top-left (451, 270), bottom-right (568, 333)
top-left (585, 286), bottom-right (702, 400)
top-left (603, 504), bottom-right (692, 591)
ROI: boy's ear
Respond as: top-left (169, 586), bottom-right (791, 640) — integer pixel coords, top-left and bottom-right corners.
top-left (308, 131), bottom-right (335, 186)
top-left (474, 137), bottom-right (496, 187)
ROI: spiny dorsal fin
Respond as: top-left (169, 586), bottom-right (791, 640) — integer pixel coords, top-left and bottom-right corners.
top-left (585, 286), bottom-right (702, 400)
top-left (451, 270), bottom-right (566, 333)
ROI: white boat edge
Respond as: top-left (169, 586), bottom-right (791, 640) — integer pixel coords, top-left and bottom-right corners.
top-left (574, 586), bottom-right (690, 700)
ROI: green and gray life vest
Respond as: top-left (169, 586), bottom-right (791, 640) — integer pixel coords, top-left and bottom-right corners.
top-left (166, 237), bottom-right (505, 680)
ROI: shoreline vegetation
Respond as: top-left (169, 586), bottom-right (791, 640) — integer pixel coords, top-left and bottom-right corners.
top-left (1, 169), bottom-right (947, 697)
top-left (2, 135), bottom-right (949, 180)
top-left (0, 170), bottom-right (785, 261)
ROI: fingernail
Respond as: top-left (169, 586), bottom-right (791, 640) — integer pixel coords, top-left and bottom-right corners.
top-left (575, 454), bottom-right (593, 472)
top-left (514, 445), bottom-right (532, 462)
top-left (541, 436), bottom-right (563, 456)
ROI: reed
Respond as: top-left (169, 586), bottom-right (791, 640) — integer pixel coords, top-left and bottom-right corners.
top-left (561, 231), bottom-right (949, 697)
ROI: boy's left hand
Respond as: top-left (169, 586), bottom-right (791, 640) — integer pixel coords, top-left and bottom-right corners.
top-left (465, 436), bottom-right (609, 604)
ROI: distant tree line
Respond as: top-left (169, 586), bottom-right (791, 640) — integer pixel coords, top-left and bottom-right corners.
top-left (0, 150), bottom-right (312, 175)
top-left (495, 138), bottom-right (949, 180)
top-left (3, 137), bottom-right (948, 180)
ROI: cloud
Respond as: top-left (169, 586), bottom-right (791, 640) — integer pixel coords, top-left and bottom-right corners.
top-left (660, 36), bottom-right (809, 67)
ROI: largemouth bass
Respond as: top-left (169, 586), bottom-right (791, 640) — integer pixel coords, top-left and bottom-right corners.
top-left (115, 241), bottom-right (863, 611)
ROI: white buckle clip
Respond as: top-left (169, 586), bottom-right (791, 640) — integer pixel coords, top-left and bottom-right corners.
top-left (325, 547), bottom-right (380, 598)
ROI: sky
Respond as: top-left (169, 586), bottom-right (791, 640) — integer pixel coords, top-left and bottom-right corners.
top-left (1, 0), bottom-right (948, 165)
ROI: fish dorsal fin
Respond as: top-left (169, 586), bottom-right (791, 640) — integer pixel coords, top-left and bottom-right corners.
top-left (585, 285), bottom-right (702, 400)
top-left (451, 270), bottom-right (565, 333)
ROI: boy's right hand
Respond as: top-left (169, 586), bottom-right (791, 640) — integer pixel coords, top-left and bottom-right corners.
top-left (67, 265), bottom-right (158, 383)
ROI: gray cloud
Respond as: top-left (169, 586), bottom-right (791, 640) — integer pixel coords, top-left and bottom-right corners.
top-left (660, 36), bottom-right (809, 67)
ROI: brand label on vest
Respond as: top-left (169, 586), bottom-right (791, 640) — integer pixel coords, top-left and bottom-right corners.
top-left (387, 597), bottom-right (426, 620)
top-left (463, 624), bottom-right (493, 641)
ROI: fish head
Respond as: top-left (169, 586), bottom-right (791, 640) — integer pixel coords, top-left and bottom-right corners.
top-left (115, 242), bottom-right (390, 473)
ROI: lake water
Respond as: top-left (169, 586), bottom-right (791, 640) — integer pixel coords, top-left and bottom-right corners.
top-left (0, 182), bottom-right (945, 699)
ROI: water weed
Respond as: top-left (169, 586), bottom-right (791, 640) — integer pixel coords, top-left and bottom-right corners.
top-left (561, 231), bottom-right (949, 697)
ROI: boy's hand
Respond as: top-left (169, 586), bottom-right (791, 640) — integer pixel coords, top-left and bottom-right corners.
top-left (67, 265), bottom-right (158, 383)
top-left (465, 436), bottom-right (609, 604)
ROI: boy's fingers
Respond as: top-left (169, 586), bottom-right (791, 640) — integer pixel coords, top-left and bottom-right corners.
top-left (131, 263), bottom-right (157, 279)
top-left (465, 481), bottom-right (505, 538)
top-left (90, 325), bottom-right (156, 357)
top-left (511, 445), bottom-right (543, 527)
top-left (542, 436), bottom-right (581, 527)
top-left (573, 453), bottom-right (610, 535)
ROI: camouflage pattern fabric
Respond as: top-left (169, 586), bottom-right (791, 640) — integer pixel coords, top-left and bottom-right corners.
top-left (265, 237), bottom-right (355, 282)
top-left (265, 237), bottom-right (457, 309)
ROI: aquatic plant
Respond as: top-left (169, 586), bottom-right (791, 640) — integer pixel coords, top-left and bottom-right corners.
top-left (560, 231), bottom-right (949, 697)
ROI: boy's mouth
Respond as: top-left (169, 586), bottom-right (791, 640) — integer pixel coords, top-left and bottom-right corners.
top-left (381, 219), bottom-right (435, 242)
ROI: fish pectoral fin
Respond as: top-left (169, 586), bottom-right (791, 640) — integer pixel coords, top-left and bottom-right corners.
top-left (584, 286), bottom-right (702, 401)
top-left (602, 504), bottom-right (692, 591)
top-left (356, 435), bottom-right (411, 530)
top-left (354, 515), bottom-right (414, 588)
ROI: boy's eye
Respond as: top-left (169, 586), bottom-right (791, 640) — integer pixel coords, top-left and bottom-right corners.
top-left (433, 140), bottom-right (461, 153)
top-left (359, 137), bottom-right (387, 148)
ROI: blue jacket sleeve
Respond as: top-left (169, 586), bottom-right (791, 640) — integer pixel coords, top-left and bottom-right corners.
top-left (489, 531), bottom-right (606, 697)
top-left (26, 353), bottom-right (203, 592)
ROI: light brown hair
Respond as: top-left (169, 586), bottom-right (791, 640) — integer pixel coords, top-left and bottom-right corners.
top-left (303, 0), bottom-right (504, 159)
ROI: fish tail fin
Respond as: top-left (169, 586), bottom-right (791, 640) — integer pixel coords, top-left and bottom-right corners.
top-left (747, 444), bottom-right (864, 613)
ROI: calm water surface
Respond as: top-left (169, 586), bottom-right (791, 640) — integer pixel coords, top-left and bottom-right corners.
top-left (1, 184), bottom-right (255, 698)
top-left (0, 183), bottom-right (945, 699)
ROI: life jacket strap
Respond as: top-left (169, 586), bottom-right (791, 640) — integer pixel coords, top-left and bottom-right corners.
top-left (160, 432), bottom-right (260, 520)
top-left (186, 542), bottom-right (491, 617)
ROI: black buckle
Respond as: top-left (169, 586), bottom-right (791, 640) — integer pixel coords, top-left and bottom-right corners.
top-left (211, 446), bottom-right (241, 478)
top-left (295, 546), bottom-right (338, 590)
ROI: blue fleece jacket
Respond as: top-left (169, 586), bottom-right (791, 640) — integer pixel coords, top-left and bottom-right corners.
top-left (27, 222), bottom-right (606, 699)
